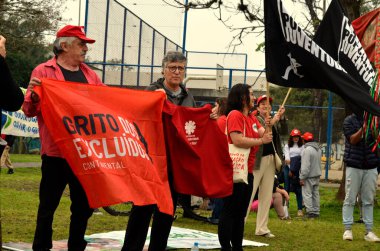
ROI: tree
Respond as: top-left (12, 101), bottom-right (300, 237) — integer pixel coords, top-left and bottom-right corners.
top-left (0, 0), bottom-right (66, 86)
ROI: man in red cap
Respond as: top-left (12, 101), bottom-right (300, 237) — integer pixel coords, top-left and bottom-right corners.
top-left (22, 25), bottom-right (104, 251)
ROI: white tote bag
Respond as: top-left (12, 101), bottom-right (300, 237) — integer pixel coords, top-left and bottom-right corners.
top-left (227, 115), bottom-right (250, 184)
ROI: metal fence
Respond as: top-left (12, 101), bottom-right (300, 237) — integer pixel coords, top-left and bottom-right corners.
top-left (84, 0), bottom-right (254, 89)
top-left (85, 0), bottom-right (183, 86)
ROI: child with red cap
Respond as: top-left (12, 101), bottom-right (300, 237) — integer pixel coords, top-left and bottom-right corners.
top-left (299, 132), bottom-right (322, 218)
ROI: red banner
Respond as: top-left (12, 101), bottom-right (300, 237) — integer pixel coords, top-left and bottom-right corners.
top-left (36, 78), bottom-right (173, 215)
top-left (163, 102), bottom-right (233, 198)
top-left (352, 8), bottom-right (380, 63)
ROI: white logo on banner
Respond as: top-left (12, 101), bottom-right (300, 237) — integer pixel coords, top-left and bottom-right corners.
top-left (184, 120), bottom-right (199, 145)
top-left (185, 120), bottom-right (196, 135)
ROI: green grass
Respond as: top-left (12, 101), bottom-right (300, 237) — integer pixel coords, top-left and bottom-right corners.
top-left (10, 154), bottom-right (41, 163)
top-left (2, 166), bottom-right (380, 250)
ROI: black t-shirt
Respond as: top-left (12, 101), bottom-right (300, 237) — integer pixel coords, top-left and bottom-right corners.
top-left (58, 64), bottom-right (88, 83)
top-left (262, 127), bottom-right (278, 156)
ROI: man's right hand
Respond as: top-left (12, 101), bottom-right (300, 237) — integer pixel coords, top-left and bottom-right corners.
top-left (28, 77), bottom-right (42, 103)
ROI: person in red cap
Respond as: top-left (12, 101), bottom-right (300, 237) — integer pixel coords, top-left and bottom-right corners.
top-left (284, 128), bottom-right (305, 217)
top-left (299, 132), bottom-right (321, 219)
top-left (22, 25), bottom-right (105, 251)
top-left (251, 94), bottom-right (287, 238)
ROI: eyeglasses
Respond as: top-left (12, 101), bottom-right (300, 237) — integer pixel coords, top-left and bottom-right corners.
top-left (166, 66), bottom-right (185, 73)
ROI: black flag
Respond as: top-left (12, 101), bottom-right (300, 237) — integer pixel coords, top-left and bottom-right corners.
top-left (264, 0), bottom-right (380, 116)
top-left (314, 0), bottom-right (375, 92)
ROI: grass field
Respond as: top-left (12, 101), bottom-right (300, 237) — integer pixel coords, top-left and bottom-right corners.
top-left (2, 166), bottom-right (380, 250)
top-left (10, 154), bottom-right (41, 163)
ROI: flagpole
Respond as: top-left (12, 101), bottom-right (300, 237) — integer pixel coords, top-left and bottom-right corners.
top-left (323, 0), bottom-right (333, 181)
top-left (266, 81), bottom-right (272, 133)
top-left (281, 88), bottom-right (292, 107)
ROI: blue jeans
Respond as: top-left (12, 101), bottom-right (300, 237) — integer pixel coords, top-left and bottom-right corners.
top-left (290, 176), bottom-right (303, 210)
top-left (283, 165), bottom-right (290, 193)
top-left (342, 167), bottom-right (377, 232)
top-left (211, 198), bottom-right (224, 220)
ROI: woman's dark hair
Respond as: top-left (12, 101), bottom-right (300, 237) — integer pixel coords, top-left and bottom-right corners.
top-left (216, 97), bottom-right (227, 116)
top-left (287, 135), bottom-right (304, 147)
top-left (225, 83), bottom-right (251, 115)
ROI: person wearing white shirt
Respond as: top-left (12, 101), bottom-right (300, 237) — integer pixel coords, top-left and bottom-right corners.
top-left (283, 128), bottom-right (305, 217)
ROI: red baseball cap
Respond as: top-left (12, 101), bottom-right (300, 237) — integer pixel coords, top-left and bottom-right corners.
top-left (56, 25), bottom-right (95, 43)
top-left (302, 132), bottom-right (314, 141)
top-left (257, 95), bottom-right (273, 105)
top-left (290, 128), bottom-right (301, 137)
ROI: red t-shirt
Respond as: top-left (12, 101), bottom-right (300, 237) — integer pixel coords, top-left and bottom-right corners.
top-left (227, 110), bottom-right (262, 172)
top-left (217, 115), bottom-right (227, 133)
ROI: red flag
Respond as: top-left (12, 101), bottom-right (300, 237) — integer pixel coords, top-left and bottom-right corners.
top-left (352, 8), bottom-right (380, 62)
top-left (36, 78), bottom-right (173, 215)
top-left (163, 101), bottom-right (233, 198)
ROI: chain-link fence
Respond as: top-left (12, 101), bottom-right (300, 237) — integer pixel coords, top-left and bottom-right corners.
top-left (85, 0), bottom-right (183, 86)
top-left (84, 0), bottom-right (256, 90)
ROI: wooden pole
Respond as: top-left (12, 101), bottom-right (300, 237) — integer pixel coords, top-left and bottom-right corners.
top-left (266, 81), bottom-right (270, 108)
top-left (281, 88), bottom-right (292, 108)
top-left (266, 82), bottom-right (272, 132)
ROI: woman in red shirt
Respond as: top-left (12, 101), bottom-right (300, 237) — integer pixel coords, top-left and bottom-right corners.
top-left (218, 84), bottom-right (272, 250)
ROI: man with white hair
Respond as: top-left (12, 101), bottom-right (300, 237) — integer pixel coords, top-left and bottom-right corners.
top-left (23, 25), bottom-right (104, 251)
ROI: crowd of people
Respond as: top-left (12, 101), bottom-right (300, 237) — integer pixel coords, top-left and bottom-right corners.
top-left (2, 24), bottom-right (380, 250)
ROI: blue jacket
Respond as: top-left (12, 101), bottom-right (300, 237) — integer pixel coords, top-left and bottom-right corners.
top-left (343, 114), bottom-right (378, 169)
